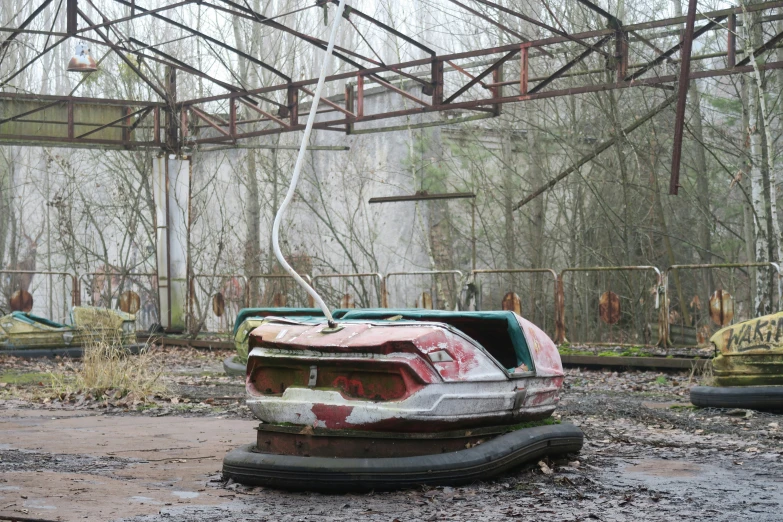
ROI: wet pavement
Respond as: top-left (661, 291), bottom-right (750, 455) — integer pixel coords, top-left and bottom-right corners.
top-left (1, 350), bottom-right (781, 521)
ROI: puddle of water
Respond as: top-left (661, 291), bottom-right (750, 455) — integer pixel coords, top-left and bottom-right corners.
top-left (171, 491), bottom-right (199, 499)
top-left (24, 500), bottom-right (56, 510)
top-left (625, 459), bottom-right (702, 478)
top-left (0, 486), bottom-right (20, 491)
top-left (130, 496), bottom-right (163, 505)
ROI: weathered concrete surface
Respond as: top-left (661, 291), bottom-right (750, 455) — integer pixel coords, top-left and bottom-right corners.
top-left (0, 410), bottom-right (252, 520)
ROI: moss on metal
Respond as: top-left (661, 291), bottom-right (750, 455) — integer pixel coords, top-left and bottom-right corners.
top-left (710, 312), bottom-right (783, 387)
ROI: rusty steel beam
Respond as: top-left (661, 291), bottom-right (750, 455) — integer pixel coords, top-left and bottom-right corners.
top-left (444, 50), bottom-right (519, 104)
top-left (514, 94), bottom-right (678, 210)
top-left (180, 0), bottom-right (783, 106)
top-left (77, 9), bottom-right (168, 100)
top-left (110, 0), bottom-right (290, 81)
top-left (669, 0), bottom-right (698, 196)
top-left (528, 35), bottom-right (612, 94)
top-left (67, 0), bottom-right (78, 34)
top-left (736, 27), bottom-right (783, 66)
top-left (469, 0), bottom-right (608, 58)
top-left (334, 1), bottom-right (435, 56)
top-left (446, 0), bottom-right (528, 43)
top-left (626, 16), bottom-right (725, 82)
top-left (205, 0), bottom-right (374, 69)
top-left (575, 0), bottom-right (621, 28)
top-left (369, 192), bottom-right (476, 203)
top-left (0, 0), bottom-right (54, 51)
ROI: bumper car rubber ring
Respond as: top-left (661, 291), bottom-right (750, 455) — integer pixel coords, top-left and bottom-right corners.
top-left (222, 423), bottom-right (583, 491)
top-left (690, 385), bottom-right (783, 412)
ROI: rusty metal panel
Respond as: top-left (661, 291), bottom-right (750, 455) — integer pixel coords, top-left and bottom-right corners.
top-left (0, 100), bottom-right (131, 142)
top-left (255, 423), bottom-right (517, 458)
top-left (212, 292), bottom-right (226, 317)
top-left (501, 291), bottom-right (521, 314)
top-left (9, 289), bottom-right (33, 312)
top-left (599, 290), bottom-right (621, 324)
top-left (709, 289), bottom-right (734, 326)
top-left (118, 290), bottom-right (141, 314)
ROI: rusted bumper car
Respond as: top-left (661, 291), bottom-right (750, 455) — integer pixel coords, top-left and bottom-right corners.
top-left (222, 310), bottom-right (583, 490)
top-left (690, 311), bottom-right (783, 411)
top-left (0, 306), bottom-right (140, 358)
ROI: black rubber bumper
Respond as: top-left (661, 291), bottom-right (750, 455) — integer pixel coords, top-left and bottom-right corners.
top-left (222, 356), bottom-right (247, 376)
top-left (690, 385), bottom-right (783, 412)
top-left (222, 423), bottom-right (583, 491)
top-left (0, 343), bottom-right (146, 359)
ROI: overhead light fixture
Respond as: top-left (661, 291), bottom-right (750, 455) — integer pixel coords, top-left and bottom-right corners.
top-left (67, 41), bottom-right (98, 73)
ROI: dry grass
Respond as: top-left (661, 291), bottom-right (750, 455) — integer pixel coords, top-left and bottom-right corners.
top-left (688, 359), bottom-right (714, 386)
top-left (49, 333), bottom-right (167, 402)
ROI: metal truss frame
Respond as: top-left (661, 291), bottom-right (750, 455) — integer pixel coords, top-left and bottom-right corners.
top-left (2, 0), bottom-right (783, 193)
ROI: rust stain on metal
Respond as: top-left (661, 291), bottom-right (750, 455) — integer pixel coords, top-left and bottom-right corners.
top-left (9, 289), bottom-right (33, 312)
top-left (212, 292), bottom-right (226, 317)
top-left (255, 423), bottom-right (513, 458)
top-left (272, 292), bottom-right (287, 307)
top-left (340, 293), bottom-right (355, 308)
top-left (709, 289), bottom-right (733, 326)
top-left (501, 291), bottom-right (522, 314)
top-left (599, 290), bottom-right (620, 324)
top-left (118, 290), bottom-right (140, 314)
top-left (416, 291), bottom-right (433, 309)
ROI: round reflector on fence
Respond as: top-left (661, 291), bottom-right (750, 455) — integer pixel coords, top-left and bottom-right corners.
top-left (118, 290), bottom-right (141, 314)
top-left (9, 290), bottom-right (33, 312)
top-left (340, 293), bottom-right (355, 309)
top-left (502, 291), bottom-right (522, 315)
top-left (709, 289), bottom-right (734, 327)
top-left (212, 292), bottom-right (226, 317)
top-left (416, 292), bottom-right (433, 310)
top-left (599, 290), bottom-right (621, 325)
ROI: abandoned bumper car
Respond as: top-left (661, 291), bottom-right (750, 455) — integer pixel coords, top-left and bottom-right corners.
top-left (0, 306), bottom-right (140, 358)
top-left (691, 311), bottom-right (783, 412)
top-left (222, 310), bottom-right (583, 490)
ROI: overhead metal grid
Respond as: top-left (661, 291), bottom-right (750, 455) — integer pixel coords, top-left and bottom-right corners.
top-left (1, 0), bottom-right (783, 194)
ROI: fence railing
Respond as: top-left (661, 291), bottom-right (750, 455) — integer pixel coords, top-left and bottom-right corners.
top-left (5, 264), bottom-right (780, 345)
top-left (385, 270), bottom-right (464, 310)
top-left (470, 269), bottom-right (558, 339)
top-left (312, 273), bottom-right (386, 309)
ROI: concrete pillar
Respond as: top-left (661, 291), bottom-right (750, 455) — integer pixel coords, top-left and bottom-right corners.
top-left (152, 154), bottom-right (190, 332)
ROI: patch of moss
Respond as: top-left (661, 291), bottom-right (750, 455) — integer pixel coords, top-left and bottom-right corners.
top-left (597, 347), bottom-right (654, 357)
top-left (0, 371), bottom-right (51, 386)
top-left (654, 375), bottom-right (668, 385)
top-left (669, 404), bottom-right (697, 411)
top-left (558, 345), bottom-right (593, 356)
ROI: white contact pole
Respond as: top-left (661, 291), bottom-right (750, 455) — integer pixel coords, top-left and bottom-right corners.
top-left (271, 0), bottom-right (348, 327)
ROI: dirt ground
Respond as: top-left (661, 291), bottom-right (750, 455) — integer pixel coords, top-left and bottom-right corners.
top-left (1, 346), bottom-right (781, 521)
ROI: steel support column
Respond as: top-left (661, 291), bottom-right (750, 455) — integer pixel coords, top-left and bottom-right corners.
top-left (669, 0), bottom-right (699, 195)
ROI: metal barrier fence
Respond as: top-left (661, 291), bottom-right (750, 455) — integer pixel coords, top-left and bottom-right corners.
top-left (188, 274), bottom-right (246, 335)
top-left (79, 271), bottom-right (158, 331)
top-left (247, 274), bottom-right (315, 308)
top-left (558, 266), bottom-right (665, 347)
top-left (7, 263), bottom-right (783, 343)
top-left (470, 269), bottom-right (558, 339)
top-left (385, 270), bottom-right (464, 310)
top-left (665, 263), bottom-right (782, 347)
top-left (312, 273), bottom-right (386, 309)
top-left (1, 270), bottom-right (77, 324)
